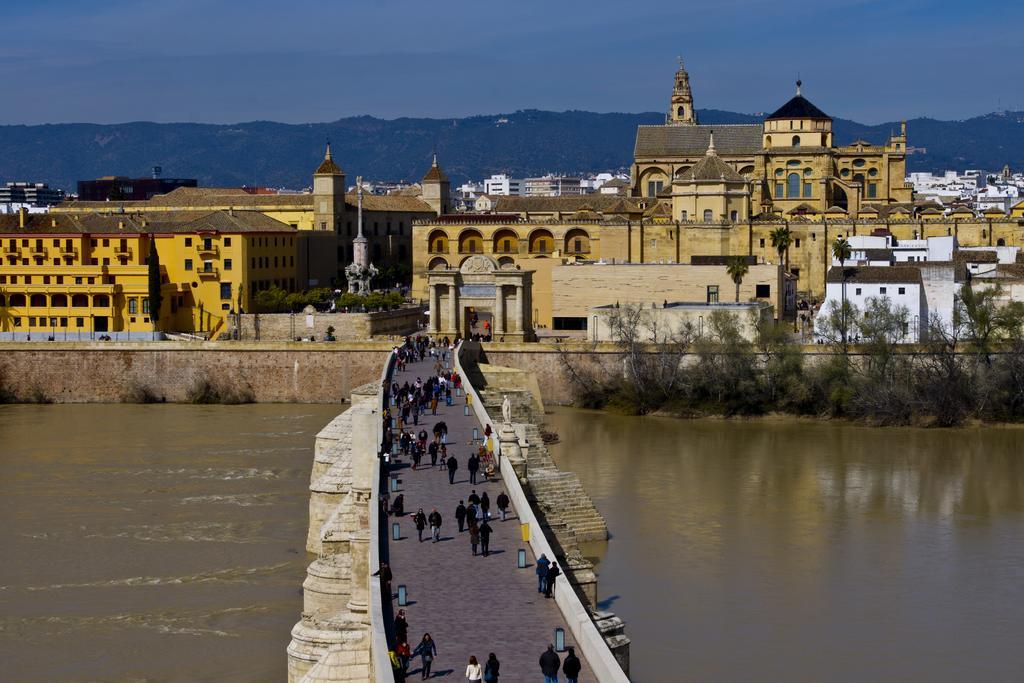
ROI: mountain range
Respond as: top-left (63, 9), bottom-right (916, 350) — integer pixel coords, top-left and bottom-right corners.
top-left (2, 109), bottom-right (1023, 193)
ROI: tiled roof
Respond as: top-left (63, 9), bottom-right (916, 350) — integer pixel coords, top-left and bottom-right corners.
top-left (493, 195), bottom-right (642, 215)
top-left (766, 94), bottom-right (831, 121)
top-left (58, 187), bottom-right (314, 210)
top-left (691, 255), bottom-right (757, 266)
top-left (346, 192), bottom-right (434, 213)
top-left (956, 250), bottom-right (999, 263)
top-left (678, 154), bottom-right (745, 182)
top-left (634, 124), bottom-right (762, 158)
top-left (826, 266), bottom-right (922, 284)
top-left (0, 209), bottom-right (294, 234)
top-left (787, 203), bottom-right (819, 214)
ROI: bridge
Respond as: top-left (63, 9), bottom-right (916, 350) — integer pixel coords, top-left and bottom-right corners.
top-left (287, 341), bottom-right (629, 681)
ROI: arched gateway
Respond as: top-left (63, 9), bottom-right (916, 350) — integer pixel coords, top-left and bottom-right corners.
top-left (425, 254), bottom-right (534, 341)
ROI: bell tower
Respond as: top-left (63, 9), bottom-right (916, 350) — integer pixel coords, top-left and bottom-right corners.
top-left (667, 57), bottom-right (697, 125)
top-left (312, 142), bottom-right (346, 232)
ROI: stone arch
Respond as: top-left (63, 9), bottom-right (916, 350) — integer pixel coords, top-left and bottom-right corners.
top-left (997, 238), bottom-right (1006, 247)
top-left (674, 165), bottom-right (692, 178)
top-left (428, 229), bottom-right (449, 254)
top-left (738, 165), bottom-right (755, 178)
top-left (492, 228), bottom-right (519, 255)
top-left (93, 294), bottom-right (110, 307)
top-left (564, 228), bottom-right (591, 255)
top-left (71, 294), bottom-right (88, 308)
top-left (51, 293), bottom-right (68, 307)
top-left (9, 293), bottom-right (26, 307)
top-left (528, 229), bottom-right (554, 255)
top-left (497, 256), bottom-right (516, 268)
top-left (638, 167), bottom-right (669, 197)
top-left (765, 135), bottom-right (773, 148)
top-left (428, 256), bottom-right (449, 270)
top-left (792, 135), bottom-right (801, 148)
top-left (30, 293), bottom-right (47, 307)
top-left (458, 229), bottom-right (483, 254)
top-left (459, 254), bottom-right (498, 273)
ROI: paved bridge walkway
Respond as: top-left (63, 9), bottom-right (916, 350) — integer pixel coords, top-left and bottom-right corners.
top-left (384, 353), bottom-right (591, 680)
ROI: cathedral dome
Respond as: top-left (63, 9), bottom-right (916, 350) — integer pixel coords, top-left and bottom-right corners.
top-left (766, 81), bottom-right (831, 121)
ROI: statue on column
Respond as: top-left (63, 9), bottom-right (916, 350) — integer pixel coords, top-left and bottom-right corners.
top-left (345, 175), bottom-right (378, 295)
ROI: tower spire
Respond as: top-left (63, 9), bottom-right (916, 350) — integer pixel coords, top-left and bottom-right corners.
top-left (706, 130), bottom-right (716, 157)
top-left (796, 77), bottom-right (802, 96)
top-left (668, 57), bottom-right (697, 125)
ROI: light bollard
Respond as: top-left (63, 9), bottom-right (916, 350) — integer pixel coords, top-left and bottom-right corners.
top-left (555, 627), bottom-right (565, 652)
top-left (456, 387), bottom-right (462, 397)
top-left (398, 585), bottom-right (408, 606)
top-left (518, 549), bottom-right (527, 568)
top-left (392, 522), bottom-right (401, 540)
top-left (472, 427), bottom-right (479, 440)
top-left (463, 405), bottom-right (470, 416)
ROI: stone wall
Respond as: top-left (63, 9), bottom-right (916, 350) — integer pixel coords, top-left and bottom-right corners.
top-left (0, 341), bottom-right (391, 403)
top-left (228, 306), bottom-right (426, 341)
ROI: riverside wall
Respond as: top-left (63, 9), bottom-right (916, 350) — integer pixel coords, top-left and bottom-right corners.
top-left (229, 306), bottom-right (426, 342)
top-left (0, 341), bottom-right (392, 403)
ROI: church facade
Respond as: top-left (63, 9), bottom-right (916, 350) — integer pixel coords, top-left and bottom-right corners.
top-left (632, 60), bottom-right (913, 219)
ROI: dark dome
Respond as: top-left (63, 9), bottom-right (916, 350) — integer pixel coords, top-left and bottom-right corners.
top-left (766, 95), bottom-right (831, 121)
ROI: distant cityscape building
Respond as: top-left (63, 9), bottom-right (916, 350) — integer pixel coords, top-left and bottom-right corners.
top-left (77, 176), bottom-right (198, 202)
top-left (0, 182), bottom-right (65, 207)
top-left (522, 175), bottom-right (586, 197)
top-left (483, 174), bottom-right (522, 196)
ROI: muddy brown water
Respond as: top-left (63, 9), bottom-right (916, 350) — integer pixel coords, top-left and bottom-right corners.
top-left (546, 407), bottom-right (1024, 683)
top-left (0, 403), bottom-right (342, 683)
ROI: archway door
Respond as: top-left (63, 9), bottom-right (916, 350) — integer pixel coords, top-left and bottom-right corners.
top-left (463, 305), bottom-right (494, 340)
top-left (832, 185), bottom-right (848, 211)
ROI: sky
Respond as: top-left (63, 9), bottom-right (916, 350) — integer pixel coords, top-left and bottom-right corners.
top-left (1, 0), bottom-right (1021, 126)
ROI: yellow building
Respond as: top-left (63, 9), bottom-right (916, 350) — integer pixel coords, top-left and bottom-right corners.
top-left (0, 208), bottom-right (299, 338)
top-left (53, 145), bottom-right (446, 286)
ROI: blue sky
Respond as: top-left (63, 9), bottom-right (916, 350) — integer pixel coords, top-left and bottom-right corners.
top-left (1, 0), bottom-right (1020, 125)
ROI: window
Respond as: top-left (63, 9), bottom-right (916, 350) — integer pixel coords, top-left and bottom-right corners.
top-left (185, 259), bottom-right (193, 270)
top-left (681, 210), bottom-right (688, 220)
top-left (203, 237), bottom-right (212, 251)
top-left (706, 285), bottom-right (719, 304)
top-left (142, 298), bottom-right (150, 313)
top-left (756, 284), bottom-right (771, 298)
top-left (898, 287), bottom-right (905, 295)
top-left (795, 238), bottom-right (801, 248)
top-left (220, 283), bottom-right (231, 300)
top-left (102, 239), bottom-right (109, 247)
top-left (775, 183), bottom-right (784, 198)
top-left (759, 238), bottom-right (766, 248)
top-left (787, 173), bottom-right (800, 198)
top-left (224, 258), bottom-right (232, 271)
top-left (703, 209), bottom-right (713, 221)
top-left (128, 298), bottom-right (138, 314)
top-left (552, 317), bottom-right (588, 331)
top-left (730, 210), bottom-right (738, 221)
top-left (185, 237), bottom-right (192, 247)
top-left (868, 183), bottom-right (877, 198)
top-left (792, 135), bottom-right (800, 148)
top-left (855, 288), bottom-right (862, 295)
top-left (203, 261), bottom-right (214, 273)
top-left (224, 238), bottom-right (231, 247)
top-left (646, 180), bottom-right (663, 197)
top-left (880, 287), bottom-right (887, 294)
top-left (803, 183), bottom-right (812, 198)
top-left (76, 318), bottom-right (84, 328)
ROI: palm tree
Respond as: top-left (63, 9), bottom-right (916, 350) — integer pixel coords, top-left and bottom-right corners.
top-left (726, 256), bottom-right (749, 303)
top-left (832, 237), bottom-right (852, 345)
top-left (769, 226), bottom-right (792, 273)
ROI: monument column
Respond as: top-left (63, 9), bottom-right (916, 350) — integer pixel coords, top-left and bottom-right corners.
top-left (514, 284), bottom-right (524, 333)
top-left (447, 283), bottom-right (459, 336)
top-left (493, 284), bottom-right (505, 336)
top-left (429, 284), bottom-right (440, 333)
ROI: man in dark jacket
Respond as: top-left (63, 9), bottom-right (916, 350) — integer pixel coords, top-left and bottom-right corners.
top-left (496, 491), bottom-right (510, 521)
top-left (478, 520), bottom-right (493, 556)
top-left (446, 455), bottom-right (458, 484)
top-left (467, 453), bottom-right (480, 484)
top-left (562, 646), bottom-right (581, 683)
top-left (428, 508), bottom-right (442, 542)
top-left (539, 645), bottom-right (560, 683)
top-left (536, 554), bottom-right (550, 594)
top-left (455, 501), bottom-right (467, 533)
top-left (544, 561), bottom-right (561, 598)
top-left (428, 441), bottom-right (439, 467)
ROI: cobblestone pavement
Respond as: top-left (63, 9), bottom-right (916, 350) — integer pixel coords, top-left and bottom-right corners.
top-left (384, 354), bottom-right (591, 681)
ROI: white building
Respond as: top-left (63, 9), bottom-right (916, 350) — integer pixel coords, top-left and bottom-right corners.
top-left (820, 266), bottom-right (925, 342)
top-left (483, 174), bottom-right (522, 196)
top-left (521, 175), bottom-right (586, 197)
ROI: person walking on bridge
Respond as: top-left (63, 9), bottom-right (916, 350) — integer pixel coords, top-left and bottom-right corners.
top-left (469, 522), bottom-right (480, 557)
top-left (478, 520), bottom-right (493, 557)
top-left (414, 509), bottom-right (427, 543)
top-left (562, 646), bottom-right (581, 683)
top-left (428, 508), bottom-right (443, 543)
top-left (483, 653), bottom-right (500, 682)
top-left (480, 491), bottom-right (491, 520)
top-left (446, 454), bottom-right (458, 485)
top-left (455, 501), bottom-right (467, 533)
top-left (496, 491), bottom-right (510, 521)
top-left (536, 554), bottom-right (550, 594)
top-left (465, 655), bottom-right (482, 683)
top-left (412, 633), bottom-right (437, 680)
top-left (467, 453), bottom-right (480, 484)
top-left (539, 645), bottom-right (560, 683)
top-left (544, 561), bottom-right (561, 599)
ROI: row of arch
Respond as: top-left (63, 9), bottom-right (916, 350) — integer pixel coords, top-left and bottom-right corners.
top-left (0, 293), bottom-right (111, 308)
top-left (428, 228), bottom-right (591, 256)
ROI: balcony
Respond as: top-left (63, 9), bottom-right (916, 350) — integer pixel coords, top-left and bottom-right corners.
top-left (197, 244), bottom-right (219, 257)
top-left (113, 247), bottom-right (132, 258)
top-left (59, 247), bottom-right (79, 258)
top-left (28, 247), bottom-right (47, 258)
top-left (1, 246), bottom-right (20, 257)
top-left (198, 267), bottom-right (220, 279)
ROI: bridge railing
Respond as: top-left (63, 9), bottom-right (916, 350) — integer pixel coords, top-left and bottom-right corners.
top-left (454, 341), bottom-right (630, 683)
top-left (370, 348), bottom-right (396, 682)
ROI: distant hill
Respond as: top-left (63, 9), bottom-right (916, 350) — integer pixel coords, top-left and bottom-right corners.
top-left (2, 109), bottom-right (1023, 192)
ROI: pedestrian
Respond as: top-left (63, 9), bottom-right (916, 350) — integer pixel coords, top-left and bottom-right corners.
top-left (373, 561), bottom-right (393, 596)
top-left (428, 508), bottom-right (442, 542)
top-left (468, 490), bottom-right (480, 506)
top-left (428, 441), bottom-right (439, 468)
top-left (562, 646), bottom-right (581, 683)
top-left (478, 520), bottom-right (492, 557)
top-left (438, 444), bottom-right (448, 470)
top-left (480, 491), bottom-right (490, 519)
top-left (396, 638), bottom-right (412, 675)
top-left (545, 561), bottom-right (561, 598)
top-left (483, 653), bottom-right (500, 682)
top-left (414, 508), bottom-right (427, 543)
top-left (467, 453), bottom-right (479, 484)
top-left (465, 655), bottom-right (482, 682)
top-left (418, 428), bottom-right (428, 450)
top-left (469, 523), bottom-right (480, 556)
top-left (446, 455), bottom-right (458, 485)
top-left (391, 493), bottom-right (405, 517)
top-left (412, 633), bottom-right (437, 680)
top-left (394, 609), bottom-right (409, 643)
top-left (539, 644), bottom-right (560, 683)
top-left (455, 500), bottom-right (467, 533)
top-left (465, 503), bottom-right (477, 527)
top-left (412, 445), bottom-right (422, 470)
top-left (430, 396), bottom-right (438, 415)
top-left (536, 554), bottom-right (550, 594)
top-left (496, 491), bottom-right (510, 521)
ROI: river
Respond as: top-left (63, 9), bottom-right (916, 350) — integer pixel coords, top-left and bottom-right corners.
top-left (545, 407), bottom-right (1024, 683)
top-left (0, 403), bottom-right (341, 683)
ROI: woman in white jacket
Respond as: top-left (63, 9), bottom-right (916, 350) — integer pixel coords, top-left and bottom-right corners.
top-left (465, 655), bottom-right (482, 682)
